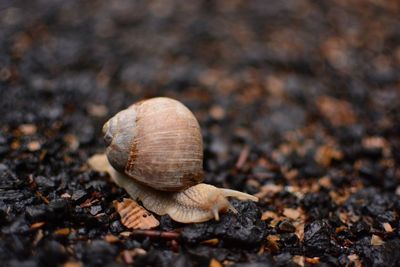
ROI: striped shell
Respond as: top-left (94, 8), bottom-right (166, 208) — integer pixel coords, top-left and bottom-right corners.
top-left (103, 97), bottom-right (204, 192)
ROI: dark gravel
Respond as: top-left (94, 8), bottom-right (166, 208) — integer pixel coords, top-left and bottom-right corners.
top-left (1, 0), bottom-right (400, 266)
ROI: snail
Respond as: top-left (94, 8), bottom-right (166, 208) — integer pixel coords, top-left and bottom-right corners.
top-left (88, 97), bottom-right (257, 223)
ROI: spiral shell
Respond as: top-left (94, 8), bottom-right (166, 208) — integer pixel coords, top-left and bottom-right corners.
top-left (103, 97), bottom-right (204, 191)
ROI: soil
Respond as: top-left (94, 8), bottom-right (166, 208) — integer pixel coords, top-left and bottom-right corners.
top-left (1, 1), bottom-right (400, 266)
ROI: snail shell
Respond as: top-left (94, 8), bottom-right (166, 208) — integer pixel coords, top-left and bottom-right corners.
top-left (103, 97), bottom-right (204, 192)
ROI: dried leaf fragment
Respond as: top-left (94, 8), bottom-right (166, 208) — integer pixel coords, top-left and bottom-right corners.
top-left (371, 234), bottom-right (384, 246)
top-left (283, 208), bottom-right (301, 220)
top-left (315, 145), bottom-right (343, 167)
top-left (316, 96), bottom-right (356, 126)
top-left (305, 257), bottom-right (320, 264)
top-left (30, 222), bottom-right (45, 229)
top-left (261, 211), bottom-right (278, 221)
top-left (292, 255), bottom-right (305, 267)
top-left (255, 184), bottom-right (283, 199)
top-left (54, 228), bottom-right (71, 236)
top-left (209, 258), bottom-right (223, 267)
top-left (348, 254), bottom-right (362, 267)
top-left (104, 234), bottom-right (119, 243)
top-left (201, 238), bottom-right (220, 246)
top-left (266, 235), bottom-right (280, 251)
top-left (382, 222), bottom-right (393, 233)
top-left (19, 124), bottom-right (37, 135)
top-left (122, 248), bottom-right (147, 265)
top-left (64, 262), bottom-right (83, 267)
top-left (27, 141), bottom-right (41, 151)
top-left (114, 198), bottom-right (159, 230)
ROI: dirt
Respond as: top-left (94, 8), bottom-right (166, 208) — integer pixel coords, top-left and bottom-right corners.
top-left (1, 0), bottom-right (400, 266)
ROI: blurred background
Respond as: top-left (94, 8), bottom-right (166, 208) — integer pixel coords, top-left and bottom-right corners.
top-left (0, 0), bottom-right (400, 265)
top-left (1, 0), bottom-right (399, 182)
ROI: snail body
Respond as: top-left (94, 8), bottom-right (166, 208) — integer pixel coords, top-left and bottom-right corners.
top-left (90, 97), bottom-right (257, 223)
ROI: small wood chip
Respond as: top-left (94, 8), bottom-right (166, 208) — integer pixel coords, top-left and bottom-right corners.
top-left (201, 238), bottom-right (220, 246)
top-left (330, 191), bottom-right (350, 205)
top-left (33, 229), bottom-right (44, 246)
top-left (315, 145), bottom-right (343, 167)
top-left (30, 222), bottom-right (45, 229)
top-left (362, 136), bottom-right (386, 150)
top-left (104, 234), bottom-right (119, 243)
top-left (64, 134), bottom-right (80, 151)
top-left (122, 250), bottom-right (133, 265)
top-left (283, 208), bottom-right (301, 220)
top-left (131, 229), bottom-right (180, 239)
top-left (305, 257), bottom-right (320, 264)
top-left (255, 184), bottom-right (283, 199)
top-left (318, 176), bottom-right (332, 188)
top-left (236, 145), bottom-right (250, 169)
top-left (348, 254), bottom-right (362, 267)
top-left (383, 222), bottom-right (393, 233)
top-left (87, 103), bottom-right (108, 117)
top-left (114, 198), bottom-right (159, 230)
top-left (261, 211), bottom-right (278, 221)
top-left (19, 124), bottom-right (37, 135)
top-left (292, 255), bottom-right (304, 267)
top-left (396, 186), bottom-right (400, 196)
top-left (257, 245), bottom-right (265, 255)
top-left (209, 105), bottom-right (226, 120)
top-left (316, 96), bottom-right (356, 126)
top-left (294, 222), bottom-right (305, 241)
top-left (63, 261), bottom-right (83, 267)
top-left (27, 141), bottom-right (41, 151)
top-left (122, 248), bottom-right (147, 265)
top-left (87, 153), bottom-right (109, 172)
top-left (209, 258), bottom-right (223, 267)
top-left (54, 228), bottom-right (71, 236)
top-left (61, 193), bottom-right (71, 199)
top-left (36, 191), bottom-right (50, 204)
top-left (11, 141), bottom-right (20, 150)
top-left (120, 231), bottom-right (132, 237)
top-left (335, 226), bottom-right (347, 233)
top-left (266, 235), bottom-right (280, 251)
top-left (348, 254), bottom-right (359, 261)
top-left (371, 234), bottom-right (384, 246)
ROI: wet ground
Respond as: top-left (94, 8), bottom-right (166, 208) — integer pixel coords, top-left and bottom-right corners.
top-left (1, 0), bottom-right (400, 266)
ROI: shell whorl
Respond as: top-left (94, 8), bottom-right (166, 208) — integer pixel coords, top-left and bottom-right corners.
top-left (103, 107), bottom-right (138, 173)
top-left (103, 97), bottom-right (204, 192)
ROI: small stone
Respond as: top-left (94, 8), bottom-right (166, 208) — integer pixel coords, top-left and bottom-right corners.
top-left (304, 220), bottom-right (332, 256)
top-left (35, 176), bottom-right (55, 188)
top-left (90, 205), bottom-right (102, 216)
top-left (83, 240), bottom-right (117, 266)
top-left (71, 190), bottom-right (88, 203)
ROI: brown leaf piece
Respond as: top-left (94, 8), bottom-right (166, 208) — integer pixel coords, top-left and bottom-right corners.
top-left (316, 96), bottom-right (356, 126)
top-left (371, 234), bottom-right (384, 246)
top-left (114, 198), bottom-right (159, 230)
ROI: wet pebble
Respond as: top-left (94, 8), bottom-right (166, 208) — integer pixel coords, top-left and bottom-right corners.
top-left (83, 240), bottom-right (117, 267)
top-left (182, 200), bottom-right (266, 247)
top-left (304, 219), bottom-right (333, 257)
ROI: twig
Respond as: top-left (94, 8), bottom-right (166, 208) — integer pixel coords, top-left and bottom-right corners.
top-left (130, 229), bottom-right (181, 240)
top-left (236, 145), bottom-right (250, 169)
